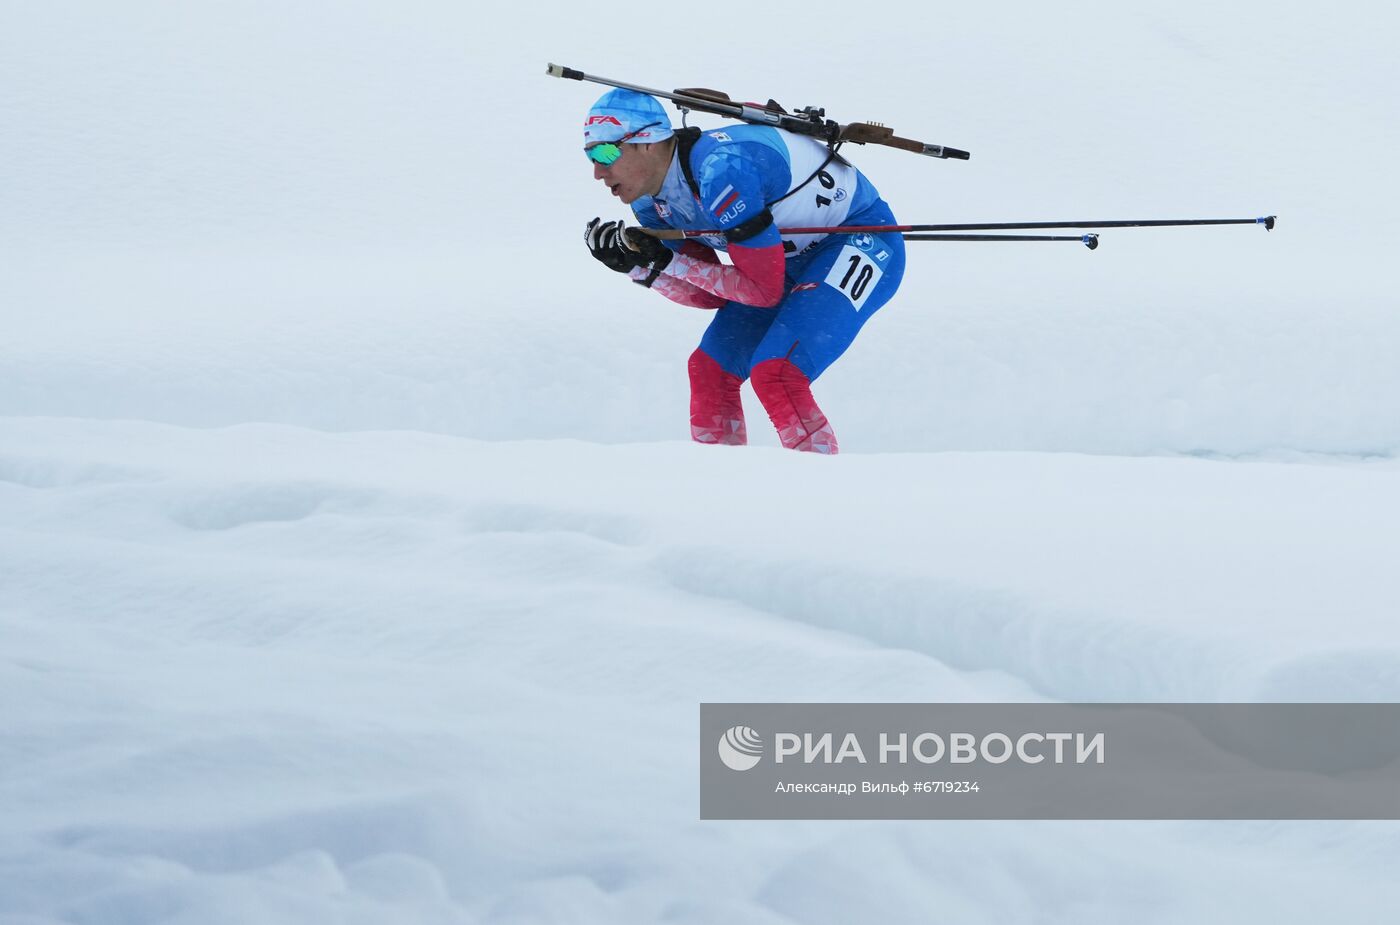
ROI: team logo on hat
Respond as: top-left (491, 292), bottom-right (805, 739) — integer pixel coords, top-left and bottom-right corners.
top-left (584, 87), bottom-right (675, 147)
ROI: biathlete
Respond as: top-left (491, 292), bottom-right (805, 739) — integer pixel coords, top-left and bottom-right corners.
top-left (583, 88), bottom-right (905, 454)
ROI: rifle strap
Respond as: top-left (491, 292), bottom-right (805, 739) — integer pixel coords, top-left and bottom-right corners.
top-left (675, 126), bottom-right (847, 244)
top-left (675, 127), bottom-right (704, 200)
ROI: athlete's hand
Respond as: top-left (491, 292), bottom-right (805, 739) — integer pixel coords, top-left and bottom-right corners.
top-left (585, 218), bottom-right (642, 274)
top-left (623, 227), bottom-right (674, 273)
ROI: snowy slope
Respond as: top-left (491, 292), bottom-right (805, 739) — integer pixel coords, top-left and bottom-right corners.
top-left (3, 0), bottom-right (1400, 922)
top-left (4, 419), bottom-right (1400, 923)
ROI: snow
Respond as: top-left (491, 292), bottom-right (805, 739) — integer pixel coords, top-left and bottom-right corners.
top-left (3, 0), bottom-right (1400, 922)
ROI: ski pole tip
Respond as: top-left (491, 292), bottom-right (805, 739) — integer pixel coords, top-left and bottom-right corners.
top-left (1083, 234), bottom-right (1099, 250)
top-left (545, 63), bottom-right (584, 80)
top-left (1259, 215), bottom-right (1277, 231)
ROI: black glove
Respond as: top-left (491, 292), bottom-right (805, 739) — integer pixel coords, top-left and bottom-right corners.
top-left (622, 227), bottom-right (674, 274)
top-left (585, 218), bottom-right (644, 274)
top-left (585, 218), bottom-right (676, 278)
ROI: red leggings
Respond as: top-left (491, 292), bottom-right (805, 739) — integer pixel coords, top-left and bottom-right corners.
top-left (688, 349), bottom-right (838, 454)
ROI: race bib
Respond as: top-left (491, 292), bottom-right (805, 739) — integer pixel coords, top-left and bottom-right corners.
top-left (823, 244), bottom-right (885, 311)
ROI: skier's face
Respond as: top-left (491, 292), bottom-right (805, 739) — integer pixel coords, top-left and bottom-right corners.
top-left (590, 140), bottom-right (669, 205)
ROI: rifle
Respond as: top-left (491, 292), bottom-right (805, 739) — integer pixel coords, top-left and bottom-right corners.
top-left (546, 63), bottom-right (970, 161)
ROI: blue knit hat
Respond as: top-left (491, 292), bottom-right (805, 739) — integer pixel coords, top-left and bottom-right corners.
top-left (583, 88), bottom-right (674, 147)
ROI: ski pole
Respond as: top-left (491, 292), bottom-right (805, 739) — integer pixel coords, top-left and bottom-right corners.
top-left (633, 226), bottom-right (1097, 247)
top-left (904, 233), bottom-right (1099, 249)
top-left (642, 216), bottom-right (1275, 240)
top-left (860, 216), bottom-right (1276, 233)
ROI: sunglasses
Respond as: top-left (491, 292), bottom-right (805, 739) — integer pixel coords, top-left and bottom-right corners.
top-left (585, 122), bottom-right (661, 166)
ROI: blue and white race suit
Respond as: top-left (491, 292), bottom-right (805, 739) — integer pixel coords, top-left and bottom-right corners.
top-left (630, 124), bottom-right (905, 383)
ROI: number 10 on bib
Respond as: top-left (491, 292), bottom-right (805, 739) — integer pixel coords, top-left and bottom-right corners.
top-left (824, 245), bottom-right (885, 311)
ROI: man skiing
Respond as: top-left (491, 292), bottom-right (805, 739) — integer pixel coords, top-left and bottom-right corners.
top-left (582, 88), bottom-right (905, 455)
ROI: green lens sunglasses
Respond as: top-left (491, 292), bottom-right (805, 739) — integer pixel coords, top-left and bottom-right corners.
top-left (585, 122), bottom-right (661, 166)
